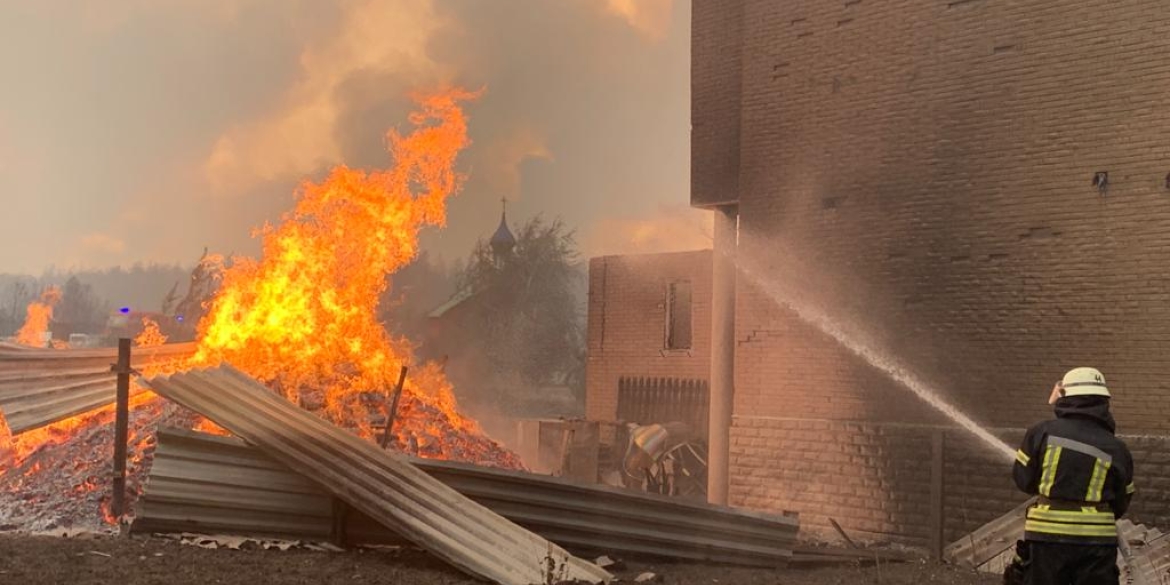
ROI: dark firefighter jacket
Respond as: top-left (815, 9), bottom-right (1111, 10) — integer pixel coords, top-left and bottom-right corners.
top-left (1012, 396), bottom-right (1135, 545)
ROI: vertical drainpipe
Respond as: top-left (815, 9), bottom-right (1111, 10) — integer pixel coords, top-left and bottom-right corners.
top-left (708, 205), bottom-right (738, 505)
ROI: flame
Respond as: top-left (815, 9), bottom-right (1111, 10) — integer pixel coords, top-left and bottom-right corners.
top-left (0, 88), bottom-right (522, 529)
top-left (15, 287), bottom-right (62, 347)
top-left (135, 317), bottom-right (168, 347)
top-left (194, 87), bottom-right (510, 460)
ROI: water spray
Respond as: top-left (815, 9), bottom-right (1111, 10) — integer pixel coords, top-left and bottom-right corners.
top-left (728, 244), bottom-right (1015, 461)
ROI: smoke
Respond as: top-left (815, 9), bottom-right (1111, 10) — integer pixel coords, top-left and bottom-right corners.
top-left (203, 0), bottom-right (449, 195)
top-left (0, 0), bottom-right (689, 274)
top-left (79, 233), bottom-right (128, 255)
top-left (603, 0), bottom-right (675, 41)
top-left (582, 204), bottom-right (712, 257)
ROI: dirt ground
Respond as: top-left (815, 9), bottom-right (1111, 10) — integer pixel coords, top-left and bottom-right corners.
top-left (0, 533), bottom-right (1000, 585)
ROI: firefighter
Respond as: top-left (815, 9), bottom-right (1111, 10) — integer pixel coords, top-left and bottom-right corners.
top-left (1008, 367), bottom-right (1135, 585)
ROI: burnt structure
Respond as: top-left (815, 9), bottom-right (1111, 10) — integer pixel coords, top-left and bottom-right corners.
top-left (684, 0), bottom-right (1170, 546)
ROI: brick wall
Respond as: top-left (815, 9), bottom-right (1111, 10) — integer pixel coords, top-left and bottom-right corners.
top-left (690, 0), bottom-right (743, 208)
top-left (585, 250), bottom-right (713, 423)
top-left (693, 0), bottom-right (1170, 543)
top-left (732, 418), bottom-right (1170, 547)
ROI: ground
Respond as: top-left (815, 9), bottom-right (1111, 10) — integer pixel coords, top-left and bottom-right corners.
top-left (0, 533), bottom-right (1000, 585)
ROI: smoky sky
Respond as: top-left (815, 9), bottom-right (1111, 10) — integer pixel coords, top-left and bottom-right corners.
top-left (0, 0), bottom-right (701, 275)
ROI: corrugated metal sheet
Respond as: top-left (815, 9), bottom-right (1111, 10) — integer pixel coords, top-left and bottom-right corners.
top-left (136, 427), bottom-right (801, 567)
top-left (1119, 520), bottom-right (1170, 585)
top-left (943, 497), bottom-right (1033, 570)
top-left (135, 427), bottom-right (335, 539)
top-left (417, 457), bottom-right (797, 566)
top-left (945, 500), bottom-right (1170, 582)
top-left (0, 342), bottom-right (196, 434)
top-left (143, 366), bottom-right (611, 585)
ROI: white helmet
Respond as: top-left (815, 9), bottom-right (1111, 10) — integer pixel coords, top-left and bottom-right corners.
top-left (1061, 367), bottom-right (1110, 398)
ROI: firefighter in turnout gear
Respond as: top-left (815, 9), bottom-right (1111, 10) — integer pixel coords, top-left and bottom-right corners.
top-left (1007, 367), bottom-right (1135, 585)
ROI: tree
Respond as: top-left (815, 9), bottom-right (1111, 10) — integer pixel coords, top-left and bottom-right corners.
top-left (55, 276), bottom-right (107, 332)
top-left (0, 280), bottom-right (34, 337)
top-left (377, 251), bottom-right (455, 343)
top-left (456, 216), bottom-right (586, 400)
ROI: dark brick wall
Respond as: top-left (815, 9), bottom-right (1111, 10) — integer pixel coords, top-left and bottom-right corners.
top-left (690, 0), bottom-right (743, 208)
top-left (585, 250), bottom-right (713, 423)
top-left (693, 0), bottom-right (1170, 543)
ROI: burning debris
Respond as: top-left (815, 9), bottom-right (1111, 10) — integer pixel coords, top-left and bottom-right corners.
top-left (190, 86), bottom-right (506, 459)
top-left (0, 88), bottom-right (523, 535)
top-left (135, 318), bottom-right (168, 348)
top-left (0, 396), bottom-right (199, 533)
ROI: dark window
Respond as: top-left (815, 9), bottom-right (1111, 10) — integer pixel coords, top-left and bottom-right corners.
top-left (665, 280), bottom-right (693, 350)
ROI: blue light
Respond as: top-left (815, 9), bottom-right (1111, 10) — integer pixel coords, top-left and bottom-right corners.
top-left (176, 315), bottom-right (184, 323)
top-left (119, 307), bottom-right (130, 314)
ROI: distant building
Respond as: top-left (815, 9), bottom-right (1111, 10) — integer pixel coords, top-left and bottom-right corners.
top-left (425, 201), bottom-right (586, 424)
top-left (584, 249), bottom-right (713, 439)
top-left (424, 201), bottom-right (517, 360)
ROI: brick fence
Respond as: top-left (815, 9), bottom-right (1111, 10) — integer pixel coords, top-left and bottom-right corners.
top-left (731, 416), bottom-right (1170, 549)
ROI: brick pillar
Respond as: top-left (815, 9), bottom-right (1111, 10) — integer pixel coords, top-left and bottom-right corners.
top-left (708, 205), bottom-right (738, 505)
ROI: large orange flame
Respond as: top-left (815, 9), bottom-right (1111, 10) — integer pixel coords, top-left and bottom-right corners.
top-left (0, 88), bottom-right (517, 519)
top-left (193, 88), bottom-right (492, 450)
top-left (15, 287), bottom-right (62, 347)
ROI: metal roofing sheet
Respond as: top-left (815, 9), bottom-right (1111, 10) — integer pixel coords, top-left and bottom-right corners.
top-left (942, 497), bottom-right (1033, 569)
top-left (944, 499), bottom-right (1170, 582)
top-left (143, 366), bottom-right (611, 585)
top-left (0, 342), bottom-right (197, 434)
top-left (136, 426), bottom-right (799, 567)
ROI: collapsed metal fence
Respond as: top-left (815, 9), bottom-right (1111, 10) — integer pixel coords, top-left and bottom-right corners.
top-left (135, 426), bottom-right (803, 567)
top-left (143, 366), bottom-right (611, 585)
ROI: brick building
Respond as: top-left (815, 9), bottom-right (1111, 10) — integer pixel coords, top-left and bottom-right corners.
top-left (585, 250), bottom-right (713, 432)
top-left (685, 0), bottom-right (1170, 548)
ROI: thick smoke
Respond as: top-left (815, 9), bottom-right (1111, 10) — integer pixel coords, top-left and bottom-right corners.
top-left (0, 0), bottom-right (693, 274)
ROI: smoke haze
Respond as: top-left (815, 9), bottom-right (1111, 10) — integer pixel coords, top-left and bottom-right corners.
top-left (0, 0), bottom-right (702, 275)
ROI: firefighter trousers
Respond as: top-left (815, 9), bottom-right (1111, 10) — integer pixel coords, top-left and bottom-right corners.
top-left (1024, 541), bottom-right (1119, 585)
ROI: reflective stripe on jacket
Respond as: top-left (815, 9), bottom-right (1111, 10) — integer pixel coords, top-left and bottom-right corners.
top-left (1012, 396), bottom-right (1134, 545)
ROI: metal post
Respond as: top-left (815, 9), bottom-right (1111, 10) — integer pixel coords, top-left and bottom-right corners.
top-left (380, 366), bottom-right (409, 448)
top-left (929, 430), bottom-right (946, 560)
top-left (331, 498), bottom-right (350, 548)
top-left (707, 205), bottom-right (737, 505)
top-left (111, 337), bottom-right (132, 522)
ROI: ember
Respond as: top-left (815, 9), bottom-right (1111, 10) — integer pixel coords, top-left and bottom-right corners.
top-left (0, 398), bottom-right (192, 531)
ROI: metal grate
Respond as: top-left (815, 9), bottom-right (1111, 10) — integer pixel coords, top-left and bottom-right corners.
top-left (617, 376), bottom-right (709, 440)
